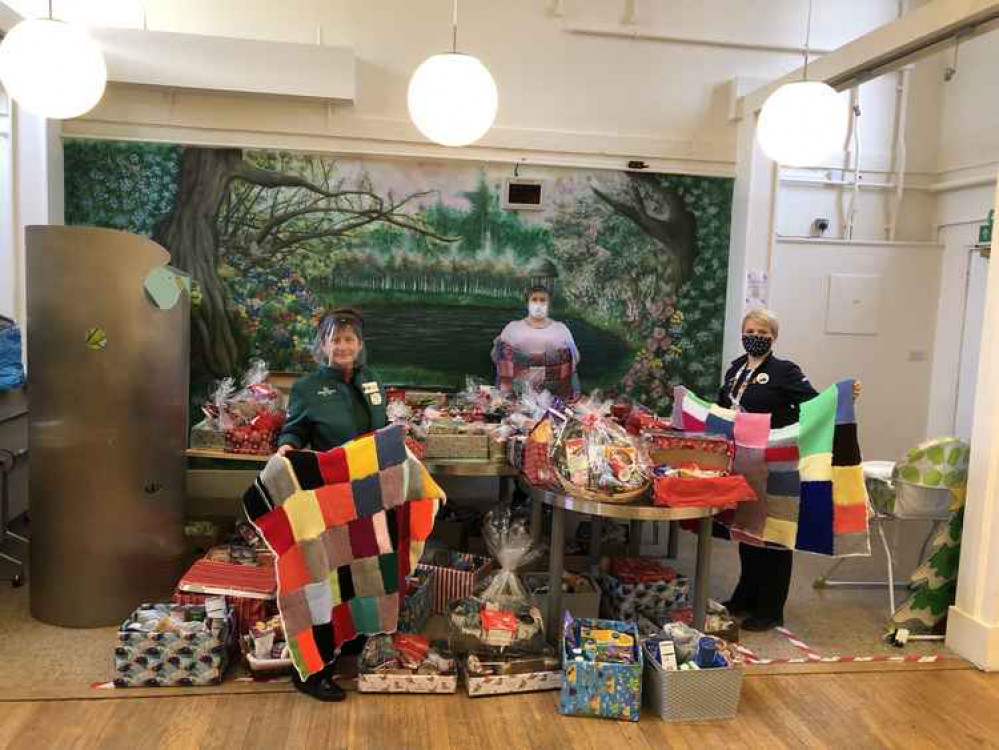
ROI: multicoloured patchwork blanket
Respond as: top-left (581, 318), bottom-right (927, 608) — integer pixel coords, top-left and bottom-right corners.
top-left (243, 423), bottom-right (445, 679)
top-left (671, 380), bottom-right (870, 557)
top-left (492, 342), bottom-right (579, 398)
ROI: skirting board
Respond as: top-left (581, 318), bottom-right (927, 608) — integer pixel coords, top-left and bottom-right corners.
top-left (945, 605), bottom-right (999, 671)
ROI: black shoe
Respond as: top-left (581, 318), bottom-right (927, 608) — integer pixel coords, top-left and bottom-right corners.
top-left (722, 600), bottom-right (753, 618)
top-left (293, 673), bottom-right (347, 702)
top-left (741, 615), bottom-right (784, 632)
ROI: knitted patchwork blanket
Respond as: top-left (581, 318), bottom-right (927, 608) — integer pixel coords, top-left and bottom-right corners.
top-left (493, 342), bottom-right (579, 398)
top-left (671, 380), bottom-right (870, 557)
top-left (243, 424), bottom-right (445, 679)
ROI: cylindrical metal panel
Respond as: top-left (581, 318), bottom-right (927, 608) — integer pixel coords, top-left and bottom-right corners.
top-left (27, 226), bottom-right (189, 627)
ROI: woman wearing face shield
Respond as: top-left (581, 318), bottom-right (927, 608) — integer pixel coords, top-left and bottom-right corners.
top-left (274, 307), bottom-right (387, 701)
top-left (492, 285), bottom-right (580, 398)
top-left (718, 308), bottom-right (860, 631)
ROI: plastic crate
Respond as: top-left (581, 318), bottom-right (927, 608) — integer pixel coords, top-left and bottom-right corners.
top-left (643, 655), bottom-right (744, 722)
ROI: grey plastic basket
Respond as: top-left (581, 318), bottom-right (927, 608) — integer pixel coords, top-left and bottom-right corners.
top-left (644, 657), bottom-right (744, 722)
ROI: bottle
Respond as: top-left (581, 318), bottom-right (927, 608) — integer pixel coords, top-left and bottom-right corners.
top-left (695, 636), bottom-right (718, 669)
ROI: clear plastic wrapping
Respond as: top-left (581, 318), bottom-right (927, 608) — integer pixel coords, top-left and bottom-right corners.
top-left (550, 394), bottom-right (651, 495)
top-left (448, 507), bottom-right (546, 656)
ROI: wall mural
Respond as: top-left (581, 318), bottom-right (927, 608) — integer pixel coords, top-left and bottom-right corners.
top-left (64, 140), bottom-right (733, 414)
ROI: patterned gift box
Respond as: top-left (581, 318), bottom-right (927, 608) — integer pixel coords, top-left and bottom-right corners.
top-left (559, 615), bottom-right (643, 722)
top-left (357, 673), bottom-right (458, 694)
top-left (417, 553), bottom-right (492, 615)
top-left (596, 567), bottom-right (690, 623)
top-left (398, 569), bottom-right (435, 633)
top-left (465, 669), bottom-right (563, 697)
top-left (113, 603), bottom-right (233, 688)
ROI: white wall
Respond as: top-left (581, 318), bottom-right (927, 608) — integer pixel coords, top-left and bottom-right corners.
top-left (0, 0), bottom-right (905, 173)
top-left (925, 29), bottom-right (999, 439)
top-left (768, 238), bottom-right (943, 461)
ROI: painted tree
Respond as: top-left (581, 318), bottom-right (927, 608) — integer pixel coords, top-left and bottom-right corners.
top-left (591, 173), bottom-right (698, 289)
top-left (152, 148), bottom-right (455, 376)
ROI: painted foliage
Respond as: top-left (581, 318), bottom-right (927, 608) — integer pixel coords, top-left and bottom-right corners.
top-left (64, 140), bottom-right (733, 413)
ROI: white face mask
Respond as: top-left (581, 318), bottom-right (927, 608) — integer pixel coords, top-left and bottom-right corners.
top-left (528, 302), bottom-right (548, 320)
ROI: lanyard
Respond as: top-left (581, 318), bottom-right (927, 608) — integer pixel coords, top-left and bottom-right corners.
top-left (729, 363), bottom-right (758, 408)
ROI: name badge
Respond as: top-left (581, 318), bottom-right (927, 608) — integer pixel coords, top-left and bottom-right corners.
top-left (755, 373), bottom-right (770, 385)
top-left (361, 381), bottom-right (379, 395)
top-left (369, 393), bottom-right (383, 406)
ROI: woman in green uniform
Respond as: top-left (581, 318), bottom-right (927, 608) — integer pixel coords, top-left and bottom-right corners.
top-left (275, 307), bottom-right (387, 701)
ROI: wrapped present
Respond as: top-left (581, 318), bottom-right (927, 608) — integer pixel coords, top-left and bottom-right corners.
top-left (559, 614), bottom-right (643, 722)
top-left (417, 551), bottom-right (492, 615)
top-left (643, 431), bottom-right (733, 472)
top-left (596, 559), bottom-right (690, 622)
top-left (221, 360), bottom-right (286, 455)
top-left (173, 550), bottom-right (277, 635)
top-left (398, 569), bottom-right (435, 634)
top-left (113, 603), bottom-right (233, 688)
top-left (522, 417), bottom-right (558, 488)
top-left (463, 651), bottom-right (562, 697)
top-left (357, 634), bottom-right (458, 694)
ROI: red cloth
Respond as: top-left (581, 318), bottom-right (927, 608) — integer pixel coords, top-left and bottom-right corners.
top-left (652, 474), bottom-right (758, 508)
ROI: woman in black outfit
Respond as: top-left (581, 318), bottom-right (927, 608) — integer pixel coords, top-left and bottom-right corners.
top-left (718, 309), bottom-right (859, 631)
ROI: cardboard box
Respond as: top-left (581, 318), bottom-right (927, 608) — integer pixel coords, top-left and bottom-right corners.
top-left (465, 670), bottom-right (563, 697)
top-left (113, 603), bottom-right (233, 688)
top-left (357, 673), bottom-right (458, 694)
top-left (525, 572), bottom-right (600, 622)
top-left (559, 616), bottom-right (643, 722)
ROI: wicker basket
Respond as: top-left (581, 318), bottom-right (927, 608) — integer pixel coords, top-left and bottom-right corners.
top-left (425, 434), bottom-right (490, 459)
top-left (644, 657), bottom-right (744, 722)
top-left (554, 471), bottom-right (648, 504)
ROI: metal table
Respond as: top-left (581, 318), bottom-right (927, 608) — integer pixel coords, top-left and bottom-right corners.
top-left (531, 488), bottom-right (719, 633)
top-left (185, 448), bottom-right (518, 502)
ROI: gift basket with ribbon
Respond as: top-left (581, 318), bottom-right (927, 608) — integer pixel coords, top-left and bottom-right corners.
top-left (548, 395), bottom-right (651, 504)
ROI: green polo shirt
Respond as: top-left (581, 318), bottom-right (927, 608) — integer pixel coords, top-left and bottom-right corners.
top-left (277, 365), bottom-right (388, 451)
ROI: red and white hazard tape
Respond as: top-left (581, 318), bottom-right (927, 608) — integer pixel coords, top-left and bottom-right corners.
top-left (734, 626), bottom-right (944, 666)
top-left (775, 626), bottom-right (823, 661)
top-left (745, 653), bottom-right (942, 666)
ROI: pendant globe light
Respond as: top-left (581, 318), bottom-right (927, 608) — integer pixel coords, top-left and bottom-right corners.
top-left (408, 0), bottom-right (498, 147)
top-left (0, 2), bottom-right (107, 120)
top-left (756, 0), bottom-right (848, 166)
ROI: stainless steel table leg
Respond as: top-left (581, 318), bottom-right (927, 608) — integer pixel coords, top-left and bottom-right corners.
top-left (693, 516), bottom-right (713, 631)
top-left (547, 504), bottom-right (566, 642)
top-left (628, 520), bottom-right (642, 556)
top-left (666, 521), bottom-right (679, 559)
top-left (528, 482), bottom-right (544, 547)
top-left (588, 516), bottom-right (604, 567)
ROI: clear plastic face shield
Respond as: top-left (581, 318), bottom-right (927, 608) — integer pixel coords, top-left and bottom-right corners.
top-left (311, 312), bottom-right (367, 370)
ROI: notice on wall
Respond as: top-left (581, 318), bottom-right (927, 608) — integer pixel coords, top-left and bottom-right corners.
top-left (746, 270), bottom-right (769, 310)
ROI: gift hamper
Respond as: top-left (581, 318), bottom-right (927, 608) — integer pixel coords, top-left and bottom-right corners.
top-left (549, 397), bottom-right (651, 504)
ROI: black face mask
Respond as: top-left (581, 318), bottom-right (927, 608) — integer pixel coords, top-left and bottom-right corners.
top-left (742, 334), bottom-right (772, 357)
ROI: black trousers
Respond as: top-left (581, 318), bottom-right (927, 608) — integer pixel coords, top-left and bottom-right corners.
top-left (293, 635), bottom-right (367, 686)
top-left (729, 543), bottom-right (793, 621)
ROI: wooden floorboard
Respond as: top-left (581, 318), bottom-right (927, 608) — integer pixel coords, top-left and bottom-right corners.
top-left (0, 670), bottom-right (997, 749)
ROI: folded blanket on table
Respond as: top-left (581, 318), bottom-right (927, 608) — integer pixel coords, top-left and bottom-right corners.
top-left (671, 380), bottom-right (870, 557)
top-left (243, 423), bottom-right (446, 679)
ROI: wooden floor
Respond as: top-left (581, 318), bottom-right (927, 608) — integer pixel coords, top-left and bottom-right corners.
top-left (0, 670), bottom-right (997, 750)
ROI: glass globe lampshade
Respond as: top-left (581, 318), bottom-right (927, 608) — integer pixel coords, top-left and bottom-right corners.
top-left (407, 52), bottom-right (498, 147)
top-left (757, 80), bottom-right (849, 166)
top-left (0, 19), bottom-right (107, 120)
